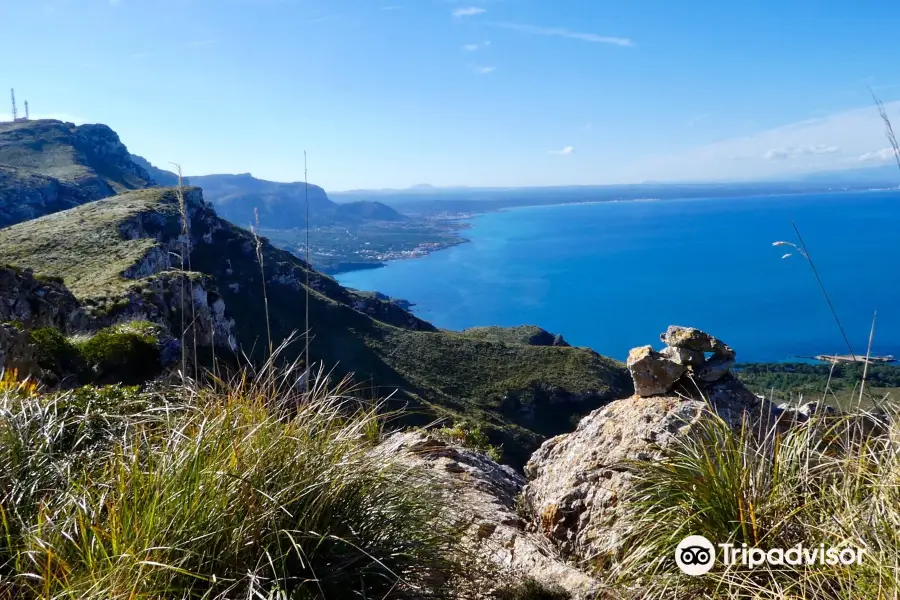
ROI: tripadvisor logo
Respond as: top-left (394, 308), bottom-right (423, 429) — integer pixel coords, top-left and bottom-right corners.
top-left (675, 535), bottom-right (866, 576)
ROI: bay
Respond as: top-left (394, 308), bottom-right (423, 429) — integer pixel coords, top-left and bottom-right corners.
top-left (336, 191), bottom-right (900, 362)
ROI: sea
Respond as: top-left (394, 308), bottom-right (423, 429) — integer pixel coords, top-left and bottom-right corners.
top-left (336, 190), bottom-right (900, 363)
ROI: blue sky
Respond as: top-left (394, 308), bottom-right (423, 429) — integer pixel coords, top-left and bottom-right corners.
top-left (2, 0), bottom-right (900, 190)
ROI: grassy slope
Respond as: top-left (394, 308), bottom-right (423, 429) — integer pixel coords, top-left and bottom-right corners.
top-left (0, 189), bottom-right (169, 297)
top-left (0, 187), bottom-right (631, 464)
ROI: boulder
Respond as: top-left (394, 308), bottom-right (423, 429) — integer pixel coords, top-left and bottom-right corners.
top-left (626, 345), bottom-right (685, 397)
top-left (377, 431), bottom-right (604, 600)
top-left (522, 376), bottom-right (774, 570)
top-left (661, 325), bottom-right (735, 359)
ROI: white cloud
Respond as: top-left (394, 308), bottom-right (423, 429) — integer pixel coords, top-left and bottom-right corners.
top-left (453, 7), bottom-right (486, 17)
top-left (614, 100), bottom-right (900, 182)
top-left (494, 22), bottom-right (632, 46)
top-left (462, 41), bottom-right (491, 51)
top-left (858, 147), bottom-right (899, 162)
top-left (763, 144), bottom-right (840, 161)
top-left (475, 66), bottom-right (496, 75)
top-left (550, 146), bottom-right (574, 156)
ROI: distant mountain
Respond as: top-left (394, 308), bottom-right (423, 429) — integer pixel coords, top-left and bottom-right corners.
top-left (794, 164), bottom-right (900, 186)
top-left (130, 154), bottom-right (187, 187)
top-left (188, 172), bottom-right (405, 228)
top-left (0, 119), bottom-right (155, 227)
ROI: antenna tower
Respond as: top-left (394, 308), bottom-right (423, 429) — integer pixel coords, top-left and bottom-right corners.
top-left (10, 89), bottom-right (17, 121)
top-left (24, 101), bottom-right (29, 120)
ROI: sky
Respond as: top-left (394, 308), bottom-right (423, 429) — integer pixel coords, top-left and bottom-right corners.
top-left (1, 0), bottom-right (900, 191)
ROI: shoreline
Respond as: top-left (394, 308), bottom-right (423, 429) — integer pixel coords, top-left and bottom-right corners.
top-left (333, 187), bottom-right (900, 275)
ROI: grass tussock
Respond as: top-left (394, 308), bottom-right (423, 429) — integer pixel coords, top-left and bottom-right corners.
top-left (612, 406), bottom-right (900, 599)
top-left (0, 358), bottom-right (479, 599)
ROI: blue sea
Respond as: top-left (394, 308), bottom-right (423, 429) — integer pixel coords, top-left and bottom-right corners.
top-left (336, 191), bottom-right (900, 362)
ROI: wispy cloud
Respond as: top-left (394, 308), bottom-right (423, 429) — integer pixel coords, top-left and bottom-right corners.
top-left (129, 52), bottom-right (154, 60)
top-left (453, 7), bottom-right (486, 17)
top-left (617, 100), bottom-right (900, 182)
top-left (550, 146), bottom-right (575, 156)
top-left (494, 22), bottom-right (632, 46)
top-left (474, 65), bottom-right (496, 75)
top-left (763, 144), bottom-right (840, 161)
top-left (582, 123), bottom-right (592, 131)
top-left (858, 147), bottom-right (899, 162)
top-left (380, 5), bottom-right (402, 10)
top-left (462, 41), bottom-right (491, 51)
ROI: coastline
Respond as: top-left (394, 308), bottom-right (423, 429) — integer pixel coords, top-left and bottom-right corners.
top-left (332, 186), bottom-right (900, 275)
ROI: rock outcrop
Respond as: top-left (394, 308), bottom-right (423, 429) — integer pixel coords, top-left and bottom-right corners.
top-left (522, 326), bottom-right (776, 572)
top-left (0, 119), bottom-right (155, 227)
top-left (378, 432), bottom-right (605, 599)
top-left (0, 266), bottom-right (86, 331)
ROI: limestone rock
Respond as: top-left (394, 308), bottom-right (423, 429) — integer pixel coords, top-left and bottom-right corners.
top-left (377, 431), bottom-right (604, 600)
top-left (0, 266), bottom-right (86, 331)
top-left (626, 345), bottom-right (686, 397)
top-left (522, 376), bottom-right (774, 569)
top-left (695, 355), bottom-right (736, 383)
top-left (660, 345), bottom-right (705, 368)
top-left (661, 325), bottom-right (735, 359)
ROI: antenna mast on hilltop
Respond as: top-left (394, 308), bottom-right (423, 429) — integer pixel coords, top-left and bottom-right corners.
top-left (24, 100), bottom-right (29, 120)
top-left (10, 89), bottom-right (17, 121)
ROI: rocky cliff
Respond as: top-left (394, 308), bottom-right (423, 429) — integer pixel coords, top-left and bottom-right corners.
top-left (0, 119), bottom-right (155, 227)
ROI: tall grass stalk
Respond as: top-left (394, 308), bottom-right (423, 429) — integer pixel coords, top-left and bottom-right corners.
top-left (171, 164), bottom-right (200, 380)
top-left (251, 207), bottom-right (273, 360)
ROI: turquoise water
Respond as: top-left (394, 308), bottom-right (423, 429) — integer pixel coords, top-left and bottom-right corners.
top-left (336, 191), bottom-right (900, 362)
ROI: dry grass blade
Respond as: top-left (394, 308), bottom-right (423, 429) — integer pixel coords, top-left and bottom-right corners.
top-left (871, 89), bottom-right (900, 175)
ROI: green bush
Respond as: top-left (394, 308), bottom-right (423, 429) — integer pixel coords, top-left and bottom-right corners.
top-left (76, 323), bottom-right (161, 384)
top-left (433, 421), bottom-right (504, 462)
top-left (27, 327), bottom-right (83, 377)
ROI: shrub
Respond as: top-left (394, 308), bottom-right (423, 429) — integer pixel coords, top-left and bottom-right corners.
top-left (433, 421), bottom-right (504, 462)
top-left (75, 322), bottom-right (161, 384)
top-left (27, 327), bottom-right (83, 377)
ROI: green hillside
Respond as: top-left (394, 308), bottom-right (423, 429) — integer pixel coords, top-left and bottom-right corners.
top-left (0, 187), bottom-right (631, 465)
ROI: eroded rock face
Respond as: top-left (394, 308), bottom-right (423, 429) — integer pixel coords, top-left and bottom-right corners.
top-left (0, 323), bottom-right (39, 378)
top-left (0, 266), bottom-right (86, 331)
top-left (378, 432), bottom-right (604, 600)
top-left (626, 345), bottom-right (685, 396)
top-left (522, 375), bottom-right (773, 570)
